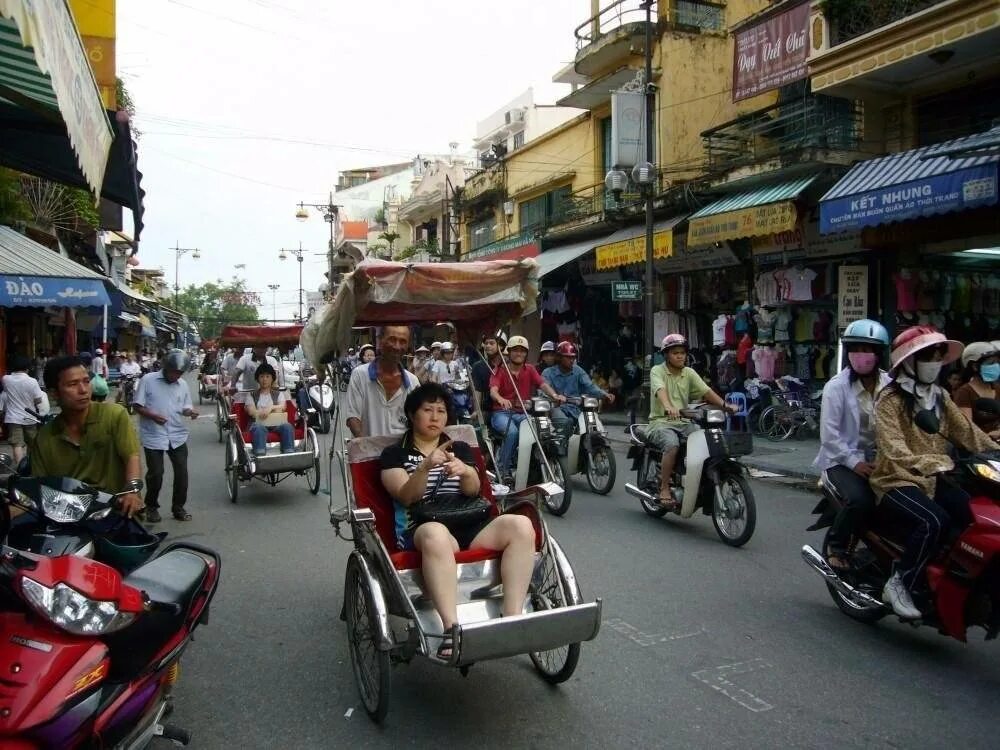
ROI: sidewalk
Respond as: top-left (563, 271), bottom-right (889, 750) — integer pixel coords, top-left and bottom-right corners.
top-left (600, 410), bottom-right (821, 481)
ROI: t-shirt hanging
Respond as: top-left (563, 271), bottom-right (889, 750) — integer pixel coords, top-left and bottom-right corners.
top-left (778, 267), bottom-right (817, 302)
top-left (892, 272), bottom-right (917, 312)
top-left (755, 272), bottom-right (780, 306)
top-left (751, 347), bottom-right (777, 381)
top-left (712, 316), bottom-right (728, 347)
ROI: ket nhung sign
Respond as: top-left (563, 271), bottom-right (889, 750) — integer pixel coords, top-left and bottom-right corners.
top-left (732, 1), bottom-right (810, 102)
top-left (837, 265), bottom-right (868, 329)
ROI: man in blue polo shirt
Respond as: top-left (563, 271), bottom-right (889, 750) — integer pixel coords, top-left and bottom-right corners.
top-left (344, 326), bottom-right (420, 438)
top-left (543, 342), bottom-right (613, 434)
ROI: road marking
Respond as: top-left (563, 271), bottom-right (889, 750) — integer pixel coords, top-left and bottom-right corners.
top-left (691, 659), bottom-right (774, 713)
top-left (605, 617), bottom-right (705, 647)
top-left (344, 708), bottom-right (354, 719)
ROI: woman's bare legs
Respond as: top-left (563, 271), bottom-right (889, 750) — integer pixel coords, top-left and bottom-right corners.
top-left (470, 514), bottom-right (536, 617)
top-left (413, 522), bottom-right (460, 629)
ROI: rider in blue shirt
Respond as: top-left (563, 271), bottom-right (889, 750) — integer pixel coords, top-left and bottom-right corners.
top-left (542, 342), bottom-right (614, 433)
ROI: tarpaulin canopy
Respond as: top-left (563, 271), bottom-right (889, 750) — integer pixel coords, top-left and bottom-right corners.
top-left (219, 324), bottom-right (305, 348)
top-left (301, 258), bottom-right (539, 368)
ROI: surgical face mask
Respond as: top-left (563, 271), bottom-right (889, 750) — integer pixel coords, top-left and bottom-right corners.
top-left (915, 360), bottom-right (943, 384)
top-left (848, 352), bottom-right (878, 375)
top-left (981, 362), bottom-right (1000, 383)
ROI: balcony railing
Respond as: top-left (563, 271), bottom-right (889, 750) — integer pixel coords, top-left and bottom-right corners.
top-left (665, 1), bottom-right (725, 32)
top-left (827, 0), bottom-right (949, 46)
top-left (702, 95), bottom-right (865, 173)
top-left (574, 0), bottom-right (655, 49)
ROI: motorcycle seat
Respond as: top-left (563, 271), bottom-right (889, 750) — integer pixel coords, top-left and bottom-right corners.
top-left (105, 550), bottom-right (208, 681)
top-left (633, 426), bottom-right (649, 444)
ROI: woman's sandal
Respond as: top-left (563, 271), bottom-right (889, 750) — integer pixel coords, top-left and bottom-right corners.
top-left (436, 633), bottom-right (454, 660)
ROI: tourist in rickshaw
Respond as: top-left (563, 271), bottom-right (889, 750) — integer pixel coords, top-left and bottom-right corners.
top-left (379, 383), bottom-right (536, 659)
top-left (245, 363), bottom-right (295, 456)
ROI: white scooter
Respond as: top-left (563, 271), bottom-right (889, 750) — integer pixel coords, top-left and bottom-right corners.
top-left (561, 396), bottom-right (616, 494)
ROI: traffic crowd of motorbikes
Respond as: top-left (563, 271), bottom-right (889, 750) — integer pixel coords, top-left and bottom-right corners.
top-left (1, 314), bottom-right (1000, 745)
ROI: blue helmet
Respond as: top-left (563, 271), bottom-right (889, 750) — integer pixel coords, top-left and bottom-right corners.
top-left (842, 319), bottom-right (890, 347)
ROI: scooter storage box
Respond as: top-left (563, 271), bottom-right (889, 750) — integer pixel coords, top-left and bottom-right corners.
top-left (724, 432), bottom-right (754, 456)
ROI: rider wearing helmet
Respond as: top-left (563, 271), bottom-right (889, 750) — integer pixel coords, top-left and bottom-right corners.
top-left (871, 327), bottom-right (999, 619)
top-left (488, 336), bottom-right (565, 482)
top-left (359, 344), bottom-right (376, 365)
top-left (538, 340), bottom-right (557, 371)
top-left (953, 342), bottom-right (1000, 438)
top-left (648, 333), bottom-right (735, 508)
top-left (813, 319), bottom-right (891, 570)
top-left (431, 341), bottom-right (460, 385)
top-left (133, 349), bottom-right (200, 523)
top-left (542, 341), bottom-right (614, 433)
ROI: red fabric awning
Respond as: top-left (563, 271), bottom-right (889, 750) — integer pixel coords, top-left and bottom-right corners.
top-left (218, 324), bottom-right (304, 348)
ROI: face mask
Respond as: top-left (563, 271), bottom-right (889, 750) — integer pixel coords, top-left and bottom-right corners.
top-left (981, 363), bottom-right (1000, 383)
top-left (915, 360), bottom-right (943, 384)
top-left (848, 352), bottom-right (878, 375)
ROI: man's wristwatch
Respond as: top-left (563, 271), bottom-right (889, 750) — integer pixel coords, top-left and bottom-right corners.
top-left (124, 478), bottom-right (144, 494)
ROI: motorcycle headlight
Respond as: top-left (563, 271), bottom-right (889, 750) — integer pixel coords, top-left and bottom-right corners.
top-left (704, 409), bottom-right (726, 424)
top-left (532, 399), bottom-right (551, 414)
top-left (974, 461), bottom-right (1000, 483)
top-left (536, 416), bottom-right (553, 434)
top-left (40, 486), bottom-right (94, 523)
top-left (20, 578), bottom-right (136, 635)
top-left (582, 397), bottom-right (600, 410)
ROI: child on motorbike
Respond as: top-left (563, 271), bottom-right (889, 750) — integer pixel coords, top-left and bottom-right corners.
top-left (812, 319), bottom-right (891, 570)
top-left (871, 327), bottom-right (1000, 619)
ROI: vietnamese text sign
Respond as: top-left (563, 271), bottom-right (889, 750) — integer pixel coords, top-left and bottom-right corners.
top-left (0, 275), bottom-right (110, 308)
top-left (838, 265), bottom-right (868, 329)
top-left (611, 281), bottom-right (642, 301)
top-left (733, 1), bottom-right (810, 102)
top-left (688, 201), bottom-right (798, 246)
top-left (595, 229), bottom-right (673, 270)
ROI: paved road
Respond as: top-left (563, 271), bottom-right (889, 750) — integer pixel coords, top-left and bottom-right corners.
top-left (154, 403), bottom-right (1000, 749)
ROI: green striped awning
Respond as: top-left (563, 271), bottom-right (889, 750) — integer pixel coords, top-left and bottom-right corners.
top-left (0, 16), bottom-right (58, 110)
top-left (688, 175), bottom-right (820, 219)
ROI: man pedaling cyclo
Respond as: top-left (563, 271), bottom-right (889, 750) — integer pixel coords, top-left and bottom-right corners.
top-left (647, 334), bottom-right (737, 509)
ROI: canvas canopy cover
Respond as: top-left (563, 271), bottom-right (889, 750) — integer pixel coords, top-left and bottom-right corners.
top-left (219, 324), bottom-right (304, 349)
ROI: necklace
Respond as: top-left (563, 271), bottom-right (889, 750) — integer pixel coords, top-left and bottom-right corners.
top-left (412, 436), bottom-right (439, 456)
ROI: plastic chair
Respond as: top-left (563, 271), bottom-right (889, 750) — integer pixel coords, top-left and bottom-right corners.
top-left (725, 392), bottom-right (749, 432)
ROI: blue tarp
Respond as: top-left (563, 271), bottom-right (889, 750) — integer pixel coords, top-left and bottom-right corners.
top-left (0, 275), bottom-right (110, 308)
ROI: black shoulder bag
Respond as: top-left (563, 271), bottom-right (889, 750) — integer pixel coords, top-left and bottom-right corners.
top-left (411, 467), bottom-right (491, 528)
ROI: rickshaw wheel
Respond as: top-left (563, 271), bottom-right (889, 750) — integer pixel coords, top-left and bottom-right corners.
top-left (528, 540), bottom-right (581, 683)
top-left (225, 434), bottom-right (240, 504)
top-left (345, 555), bottom-right (390, 722)
top-left (306, 432), bottom-right (321, 495)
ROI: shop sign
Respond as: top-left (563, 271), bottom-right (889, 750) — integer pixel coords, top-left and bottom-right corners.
top-left (688, 201), bottom-right (798, 246)
top-left (466, 233), bottom-right (539, 261)
top-left (595, 229), bottom-right (673, 270)
top-left (611, 90), bottom-right (645, 169)
top-left (732, 1), bottom-right (810, 102)
top-left (837, 265), bottom-right (868, 329)
top-left (751, 219), bottom-right (865, 263)
top-left (578, 255), bottom-right (622, 286)
top-left (611, 281), bottom-right (643, 301)
top-left (820, 164), bottom-right (999, 234)
top-left (653, 235), bottom-right (739, 273)
top-left (0, 275), bottom-right (110, 308)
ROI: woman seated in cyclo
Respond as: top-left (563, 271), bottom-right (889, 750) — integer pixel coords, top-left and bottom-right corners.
top-left (246, 363), bottom-right (295, 456)
top-left (379, 383), bottom-right (536, 660)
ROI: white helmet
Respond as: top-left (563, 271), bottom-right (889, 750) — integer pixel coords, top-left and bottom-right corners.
top-left (431, 341), bottom-right (442, 349)
top-left (506, 335), bottom-right (529, 352)
top-left (540, 341), bottom-right (556, 353)
top-left (961, 341), bottom-right (999, 368)
top-left (95, 348), bottom-right (103, 355)
top-left (440, 342), bottom-right (455, 353)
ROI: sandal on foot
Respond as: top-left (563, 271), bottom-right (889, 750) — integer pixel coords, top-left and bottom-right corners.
top-left (172, 510), bottom-right (192, 521)
top-left (436, 633), bottom-right (454, 660)
top-left (656, 494), bottom-right (680, 511)
top-left (826, 550), bottom-right (850, 571)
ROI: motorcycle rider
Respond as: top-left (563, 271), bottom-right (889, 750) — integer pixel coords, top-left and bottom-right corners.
top-left (538, 341), bottom-right (557, 371)
top-left (432, 341), bottom-right (461, 385)
top-left (542, 341), bottom-right (614, 436)
top-left (812, 319), bottom-right (891, 570)
top-left (648, 334), bottom-right (736, 508)
top-left (359, 344), bottom-right (376, 365)
top-left (871, 326), bottom-right (999, 619)
top-left (953, 342), bottom-right (1000, 439)
top-left (488, 336), bottom-right (565, 482)
top-left (472, 331), bottom-right (506, 414)
top-left (423, 341), bottom-right (443, 383)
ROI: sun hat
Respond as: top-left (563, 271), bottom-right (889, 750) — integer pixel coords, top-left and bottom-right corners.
top-left (889, 326), bottom-right (962, 373)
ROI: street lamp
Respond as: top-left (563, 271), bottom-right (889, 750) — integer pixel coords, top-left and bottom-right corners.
top-left (266, 283), bottom-right (280, 322)
top-left (278, 242), bottom-right (306, 323)
top-left (172, 242), bottom-right (201, 309)
top-left (604, 0), bottom-right (657, 420)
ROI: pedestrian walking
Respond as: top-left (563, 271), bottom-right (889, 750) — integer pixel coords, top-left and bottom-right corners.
top-left (0, 354), bottom-right (44, 464)
top-left (133, 349), bottom-right (199, 523)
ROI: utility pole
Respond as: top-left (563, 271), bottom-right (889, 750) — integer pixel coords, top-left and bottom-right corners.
top-left (267, 284), bottom-right (280, 322)
top-left (278, 242), bottom-right (306, 322)
top-left (171, 242), bottom-right (201, 309)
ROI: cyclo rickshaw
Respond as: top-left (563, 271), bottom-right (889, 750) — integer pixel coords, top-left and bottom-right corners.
top-left (300, 258), bottom-right (602, 722)
top-left (217, 324), bottom-right (320, 503)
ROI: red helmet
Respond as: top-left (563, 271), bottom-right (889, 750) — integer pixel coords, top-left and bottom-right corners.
top-left (556, 341), bottom-right (578, 357)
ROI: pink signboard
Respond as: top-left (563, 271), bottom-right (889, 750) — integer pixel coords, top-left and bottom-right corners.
top-left (733, 1), bottom-right (810, 102)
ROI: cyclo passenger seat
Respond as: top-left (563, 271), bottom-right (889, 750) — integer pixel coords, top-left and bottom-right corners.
top-left (232, 399), bottom-right (304, 445)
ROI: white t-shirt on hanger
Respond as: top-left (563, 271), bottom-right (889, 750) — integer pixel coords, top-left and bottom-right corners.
top-left (712, 315), bottom-right (728, 347)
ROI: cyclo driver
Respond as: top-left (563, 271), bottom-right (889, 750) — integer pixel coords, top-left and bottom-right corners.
top-left (542, 342), bottom-right (614, 437)
top-left (647, 334), bottom-right (736, 509)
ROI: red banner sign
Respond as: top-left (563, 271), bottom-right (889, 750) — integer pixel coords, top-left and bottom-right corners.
top-left (732, 1), bottom-right (810, 102)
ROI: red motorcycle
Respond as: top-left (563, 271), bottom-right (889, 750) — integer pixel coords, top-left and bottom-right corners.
top-left (0, 497), bottom-right (220, 748)
top-left (803, 439), bottom-right (1000, 641)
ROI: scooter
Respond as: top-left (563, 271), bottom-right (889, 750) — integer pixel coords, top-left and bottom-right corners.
top-left (560, 396), bottom-right (616, 495)
top-left (801, 401), bottom-right (1000, 639)
top-left (625, 407), bottom-right (757, 546)
top-left (337, 361), bottom-right (352, 392)
top-left (0, 498), bottom-right (221, 748)
top-left (446, 370), bottom-right (475, 423)
top-left (120, 374), bottom-right (138, 414)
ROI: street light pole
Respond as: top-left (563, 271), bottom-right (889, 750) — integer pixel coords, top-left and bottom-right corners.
top-left (295, 192), bottom-right (342, 287)
top-left (171, 241), bottom-right (201, 309)
top-left (278, 242), bottom-right (306, 323)
top-left (641, 0), bottom-right (656, 416)
top-left (267, 283), bottom-right (280, 322)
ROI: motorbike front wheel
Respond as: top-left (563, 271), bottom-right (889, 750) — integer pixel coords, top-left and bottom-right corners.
top-left (319, 408), bottom-right (331, 435)
top-left (585, 445), bottom-right (616, 495)
top-left (537, 446), bottom-right (572, 516)
top-left (711, 471), bottom-right (756, 547)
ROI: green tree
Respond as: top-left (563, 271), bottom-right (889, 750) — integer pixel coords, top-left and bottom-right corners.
top-left (174, 277), bottom-right (260, 339)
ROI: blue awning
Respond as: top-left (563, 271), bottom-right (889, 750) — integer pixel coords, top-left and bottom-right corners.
top-left (819, 132), bottom-right (1000, 234)
top-left (0, 275), bottom-right (110, 308)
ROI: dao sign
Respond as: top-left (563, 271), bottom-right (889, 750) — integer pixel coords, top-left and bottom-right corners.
top-left (0, 275), bottom-right (110, 308)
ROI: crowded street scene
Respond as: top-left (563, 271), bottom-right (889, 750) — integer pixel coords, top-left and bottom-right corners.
top-left (2, 0), bottom-right (1000, 747)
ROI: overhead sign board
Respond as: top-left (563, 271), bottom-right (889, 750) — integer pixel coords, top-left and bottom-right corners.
top-left (733, 1), bottom-right (810, 101)
top-left (611, 280), bottom-right (642, 301)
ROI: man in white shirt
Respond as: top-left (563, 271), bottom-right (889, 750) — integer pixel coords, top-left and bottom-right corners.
top-left (133, 350), bottom-right (199, 523)
top-left (0, 355), bottom-right (44, 463)
top-left (90, 348), bottom-right (109, 379)
top-left (431, 342), bottom-right (461, 384)
top-left (345, 326), bottom-right (419, 437)
top-left (231, 345), bottom-right (283, 394)
top-left (118, 353), bottom-right (142, 377)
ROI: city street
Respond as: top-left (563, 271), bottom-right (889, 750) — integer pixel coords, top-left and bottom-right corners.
top-left (157, 399), bottom-right (1000, 749)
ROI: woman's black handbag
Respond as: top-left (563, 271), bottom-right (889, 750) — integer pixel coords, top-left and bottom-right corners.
top-left (411, 494), bottom-right (491, 528)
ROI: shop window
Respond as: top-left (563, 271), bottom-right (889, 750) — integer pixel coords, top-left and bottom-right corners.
top-left (519, 186), bottom-right (574, 231)
top-left (469, 216), bottom-right (496, 250)
top-left (917, 79), bottom-right (1000, 145)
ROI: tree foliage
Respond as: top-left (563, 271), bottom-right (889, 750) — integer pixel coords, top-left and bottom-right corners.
top-left (174, 277), bottom-right (260, 339)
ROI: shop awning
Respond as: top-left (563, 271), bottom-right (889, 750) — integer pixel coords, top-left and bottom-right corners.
top-left (0, 1), bottom-right (114, 196)
top-left (595, 217), bottom-right (687, 270)
top-left (537, 234), bottom-right (617, 277)
top-left (115, 278), bottom-right (154, 303)
top-left (0, 225), bottom-right (111, 307)
top-left (819, 131), bottom-right (1000, 234)
top-left (118, 311), bottom-right (141, 325)
top-left (687, 175), bottom-right (819, 246)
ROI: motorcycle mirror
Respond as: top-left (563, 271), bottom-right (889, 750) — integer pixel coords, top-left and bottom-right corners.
top-left (914, 408), bottom-right (940, 435)
top-left (973, 397), bottom-right (1000, 416)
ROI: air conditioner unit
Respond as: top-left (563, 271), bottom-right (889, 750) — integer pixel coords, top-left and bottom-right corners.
top-left (505, 108), bottom-right (526, 124)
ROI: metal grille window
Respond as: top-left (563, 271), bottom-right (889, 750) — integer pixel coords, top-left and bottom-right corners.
top-left (671, 1), bottom-right (725, 32)
top-left (513, 130), bottom-right (525, 150)
top-left (470, 216), bottom-right (496, 250)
